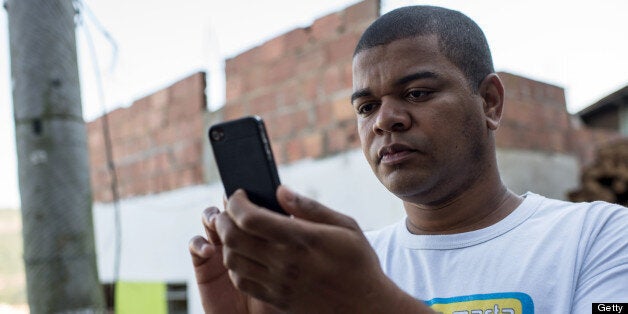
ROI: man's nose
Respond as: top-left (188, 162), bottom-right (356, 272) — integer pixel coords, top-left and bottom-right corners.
top-left (373, 99), bottom-right (411, 134)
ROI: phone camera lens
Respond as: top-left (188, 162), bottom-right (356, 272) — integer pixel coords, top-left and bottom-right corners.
top-left (211, 129), bottom-right (224, 142)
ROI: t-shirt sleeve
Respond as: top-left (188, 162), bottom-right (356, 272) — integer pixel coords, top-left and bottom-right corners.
top-left (572, 202), bottom-right (628, 313)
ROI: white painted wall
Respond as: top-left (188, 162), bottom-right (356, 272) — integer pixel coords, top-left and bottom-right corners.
top-left (93, 147), bottom-right (579, 313)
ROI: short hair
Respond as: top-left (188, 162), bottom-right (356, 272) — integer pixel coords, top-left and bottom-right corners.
top-left (354, 5), bottom-right (494, 92)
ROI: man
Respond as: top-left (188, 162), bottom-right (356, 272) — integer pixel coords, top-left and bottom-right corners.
top-left (189, 5), bottom-right (628, 313)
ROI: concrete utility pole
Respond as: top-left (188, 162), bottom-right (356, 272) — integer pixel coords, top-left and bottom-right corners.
top-left (6, 0), bottom-right (106, 313)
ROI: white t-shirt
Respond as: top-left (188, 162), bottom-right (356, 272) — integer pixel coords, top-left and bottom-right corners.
top-left (366, 192), bottom-right (628, 314)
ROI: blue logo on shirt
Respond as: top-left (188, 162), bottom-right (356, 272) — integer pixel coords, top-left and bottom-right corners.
top-left (424, 292), bottom-right (534, 314)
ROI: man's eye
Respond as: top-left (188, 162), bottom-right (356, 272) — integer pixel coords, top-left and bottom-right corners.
top-left (406, 90), bottom-right (432, 101)
top-left (357, 103), bottom-right (376, 115)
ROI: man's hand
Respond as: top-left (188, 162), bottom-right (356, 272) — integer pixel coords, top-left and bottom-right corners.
top-left (214, 186), bottom-right (433, 313)
top-left (189, 206), bottom-right (281, 314)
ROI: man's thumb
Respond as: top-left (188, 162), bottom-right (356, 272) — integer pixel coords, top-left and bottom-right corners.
top-left (276, 185), bottom-right (359, 230)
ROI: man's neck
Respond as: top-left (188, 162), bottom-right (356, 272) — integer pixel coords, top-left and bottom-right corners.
top-left (402, 179), bottom-right (523, 235)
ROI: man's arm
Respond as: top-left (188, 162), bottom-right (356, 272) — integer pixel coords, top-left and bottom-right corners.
top-left (211, 186), bottom-right (435, 313)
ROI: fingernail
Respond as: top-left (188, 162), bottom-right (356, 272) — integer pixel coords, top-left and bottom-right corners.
top-left (203, 207), bottom-right (219, 223)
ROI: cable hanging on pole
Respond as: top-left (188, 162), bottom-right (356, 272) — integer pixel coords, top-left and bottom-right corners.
top-left (73, 0), bottom-right (122, 309)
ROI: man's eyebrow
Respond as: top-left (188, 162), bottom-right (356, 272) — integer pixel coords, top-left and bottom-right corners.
top-left (351, 89), bottom-right (371, 103)
top-left (395, 71), bottom-right (439, 87)
top-left (351, 71), bottom-right (439, 103)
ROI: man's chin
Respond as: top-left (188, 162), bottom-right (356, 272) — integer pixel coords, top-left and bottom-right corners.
top-left (381, 175), bottom-right (432, 202)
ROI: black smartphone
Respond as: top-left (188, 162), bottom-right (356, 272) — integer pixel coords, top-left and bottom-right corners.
top-left (208, 116), bottom-right (286, 215)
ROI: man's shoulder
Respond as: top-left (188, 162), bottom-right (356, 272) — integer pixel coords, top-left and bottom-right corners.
top-left (529, 192), bottom-right (627, 223)
top-left (527, 192), bottom-right (627, 244)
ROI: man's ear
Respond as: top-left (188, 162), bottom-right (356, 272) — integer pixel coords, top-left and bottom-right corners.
top-left (478, 73), bottom-right (505, 130)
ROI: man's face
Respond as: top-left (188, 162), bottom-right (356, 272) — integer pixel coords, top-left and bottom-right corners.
top-left (352, 35), bottom-right (493, 205)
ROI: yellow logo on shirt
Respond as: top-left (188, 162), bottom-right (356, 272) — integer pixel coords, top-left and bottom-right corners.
top-left (426, 292), bottom-right (534, 314)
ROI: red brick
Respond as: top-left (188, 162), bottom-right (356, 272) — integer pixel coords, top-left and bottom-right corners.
top-left (146, 106), bottom-right (165, 131)
top-left (170, 77), bottom-right (196, 105)
top-left (149, 88), bottom-right (170, 110)
top-left (285, 137), bottom-right (304, 163)
top-left (324, 120), bottom-right (357, 154)
top-left (175, 141), bottom-right (201, 167)
top-left (302, 132), bottom-right (324, 159)
top-left (266, 109), bottom-right (310, 140)
top-left (268, 54), bottom-right (298, 86)
top-left (145, 177), bottom-right (156, 195)
top-left (296, 50), bottom-right (326, 75)
top-left (179, 167), bottom-right (196, 187)
top-left (322, 66), bottom-right (344, 96)
top-left (131, 96), bottom-right (151, 115)
top-left (271, 140), bottom-right (285, 165)
top-left (224, 102), bottom-right (247, 120)
top-left (266, 114), bottom-right (289, 141)
top-left (325, 127), bottom-right (345, 154)
top-left (495, 124), bottom-right (520, 149)
top-left (144, 155), bottom-right (158, 175)
top-left (248, 92), bottom-right (277, 115)
top-left (344, 120), bottom-right (360, 148)
top-left (331, 95), bottom-right (354, 121)
top-left (244, 67), bottom-right (271, 95)
top-left (107, 107), bottom-right (126, 126)
top-left (342, 62), bottom-right (353, 88)
top-left (275, 80), bottom-right (300, 109)
top-left (284, 27), bottom-right (311, 54)
top-left (154, 126), bottom-right (171, 147)
top-left (290, 109), bottom-right (311, 132)
top-left (172, 116), bottom-right (201, 141)
top-left (226, 75), bottom-right (246, 102)
top-left (98, 189), bottom-right (112, 203)
top-left (232, 50), bottom-right (256, 71)
top-left (157, 151), bottom-right (172, 174)
top-left (225, 58), bottom-right (238, 76)
top-left (86, 118), bottom-right (100, 134)
top-left (301, 75), bottom-right (320, 103)
top-left (315, 101), bottom-right (334, 129)
top-left (325, 32), bottom-right (359, 63)
top-left (502, 100), bottom-right (532, 127)
top-left (311, 12), bottom-right (343, 42)
top-left (133, 161), bottom-right (145, 181)
top-left (259, 35), bottom-right (285, 63)
top-left (344, 0), bottom-right (379, 26)
top-left (167, 98), bottom-right (194, 124)
top-left (154, 174), bottom-right (167, 193)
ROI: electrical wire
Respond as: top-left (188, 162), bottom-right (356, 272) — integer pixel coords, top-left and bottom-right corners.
top-left (73, 0), bottom-right (121, 309)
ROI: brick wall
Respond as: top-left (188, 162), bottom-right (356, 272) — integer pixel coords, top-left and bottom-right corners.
top-left (222, 0), bottom-right (379, 165)
top-left (497, 72), bottom-right (572, 153)
top-left (497, 72), bottom-right (622, 165)
top-left (86, 0), bottom-right (622, 203)
top-left (88, 72), bottom-right (207, 202)
top-left (219, 0), bottom-right (616, 168)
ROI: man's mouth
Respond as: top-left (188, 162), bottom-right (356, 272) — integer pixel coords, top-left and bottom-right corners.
top-left (378, 143), bottom-right (417, 165)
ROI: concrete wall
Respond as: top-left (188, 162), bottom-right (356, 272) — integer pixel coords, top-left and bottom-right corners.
top-left (621, 104), bottom-right (628, 135)
top-left (497, 148), bottom-right (579, 200)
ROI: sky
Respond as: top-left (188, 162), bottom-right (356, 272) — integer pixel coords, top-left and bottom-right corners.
top-left (1, 0), bottom-right (627, 209)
